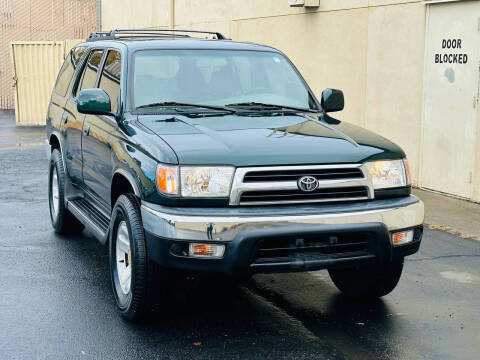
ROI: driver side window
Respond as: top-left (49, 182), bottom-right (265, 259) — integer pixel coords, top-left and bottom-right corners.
top-left (99, 50), bottom-right (121, 113)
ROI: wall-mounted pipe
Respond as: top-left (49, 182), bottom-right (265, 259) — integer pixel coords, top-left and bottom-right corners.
top-left (170, 0), bottom-right (175, 28)
top-left (97, 0), bottom-right (102, 31)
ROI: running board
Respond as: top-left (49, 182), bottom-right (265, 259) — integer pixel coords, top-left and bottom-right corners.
top-left (67, 199), bottom-right (110, 243)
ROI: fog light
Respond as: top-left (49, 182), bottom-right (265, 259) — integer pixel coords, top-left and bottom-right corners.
top-left (392, 230), bottom-right (414, 246)
top-left (189, 243), bottom-right (225, 258)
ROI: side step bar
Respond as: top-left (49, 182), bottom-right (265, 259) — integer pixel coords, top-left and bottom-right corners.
top-left (67, 199), bottom-right (110, 243)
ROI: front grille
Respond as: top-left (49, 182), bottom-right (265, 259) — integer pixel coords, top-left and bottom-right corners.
top-left (243, 167), bottom-right (364, 182)
top-left (240, 186), bottom-right (368, 204)
top-left (230, 164), bottom-right (372, 206)
top-left (253, 232), bottom-right (371, 265)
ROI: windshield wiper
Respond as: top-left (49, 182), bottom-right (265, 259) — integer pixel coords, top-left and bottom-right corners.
top-left (225, 102), bottom-right (318, 113)
top-left (136, 101), bottom-right (236, 113)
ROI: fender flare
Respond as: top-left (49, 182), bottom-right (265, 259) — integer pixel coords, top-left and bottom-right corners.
top-left (112, 168), bottom-right (141, 198)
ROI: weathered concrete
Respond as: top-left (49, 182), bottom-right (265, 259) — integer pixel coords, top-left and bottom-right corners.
top-left (413, 188), bottom-right (480, 240)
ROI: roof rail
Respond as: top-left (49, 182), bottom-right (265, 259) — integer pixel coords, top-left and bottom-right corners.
top-left (87, 29), bottom-right (227, 42)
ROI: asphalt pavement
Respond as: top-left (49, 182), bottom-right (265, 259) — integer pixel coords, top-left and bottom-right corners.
top-left (0, 111), bottom-right (479, 359)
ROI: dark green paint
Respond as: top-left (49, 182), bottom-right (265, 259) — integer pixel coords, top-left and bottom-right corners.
top-left (136, 112), bottom-right (404, 167)
top-left (77, 88), bottom-right (112, 115)
top-left (321, 88), bottom-right (344, 112)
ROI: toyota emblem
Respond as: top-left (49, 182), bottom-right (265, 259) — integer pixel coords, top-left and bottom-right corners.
top-left (297, 176), bottom-right (318, 192)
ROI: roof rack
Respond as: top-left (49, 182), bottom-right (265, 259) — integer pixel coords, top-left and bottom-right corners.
top-left (87, 29), bottom-right (227, 42)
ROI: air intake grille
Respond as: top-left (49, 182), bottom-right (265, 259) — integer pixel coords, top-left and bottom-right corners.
top-left (253, 232), bottom-right (371, 265)
top-left (243, 168), bottom-right (364, 182)
top-left (240, 187), bottom-right (368, 204)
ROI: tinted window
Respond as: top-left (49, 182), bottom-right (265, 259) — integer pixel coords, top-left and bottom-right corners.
top-left (72, 47), bottom-right (87, 67)
top-left (78, 50), bottom-right (104, 94)
top-left (133, 50), bottom-right (316, 110)
top-left (54, 46), bottom-right (86, 96)
top-left (99, 50), bottom-right (121, 113)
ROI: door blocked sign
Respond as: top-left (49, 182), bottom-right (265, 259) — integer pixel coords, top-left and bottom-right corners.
top-left (435, 38), bottom-right (468, 64)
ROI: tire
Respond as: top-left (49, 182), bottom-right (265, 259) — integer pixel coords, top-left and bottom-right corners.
top-left (328, 259), bottom-right (404, 299)
top-left (109, 194), bottom-right (168, 321)
top-left (48, 149), bottom-right (84, 234)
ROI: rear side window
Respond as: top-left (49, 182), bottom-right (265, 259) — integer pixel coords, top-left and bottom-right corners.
top-left (99, 50), bottom-right (121, 113)
top-left (54, 46), bottom-right (86, 96)
top-left (78, 50), bottom-right (104, 94)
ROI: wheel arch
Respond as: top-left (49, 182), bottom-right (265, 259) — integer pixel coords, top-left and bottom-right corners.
top-left (49, 133), bottom-right (61, 151)
top-left (48, 132), bottom-right (66, 173)
top-left (111, 169), bottom-right (141, 208)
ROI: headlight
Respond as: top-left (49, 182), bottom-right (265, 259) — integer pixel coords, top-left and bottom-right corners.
top-left (366, 159), bottom-right (411, 189)
top-left (156, 165), bottom-right (235, 197)
top-left (180, 166), bottom-right (234, 197)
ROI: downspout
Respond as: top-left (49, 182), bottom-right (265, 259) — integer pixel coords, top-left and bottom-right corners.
top-left (97, 0), bottom-right (101, 31)
top-left (170, 0), bottom-right (174, 29)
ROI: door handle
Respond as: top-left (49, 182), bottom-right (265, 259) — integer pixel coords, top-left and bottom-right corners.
top-left (83, 125), bottom-right (90, 136)
top-left (61, 114), bottom-right (68, 125)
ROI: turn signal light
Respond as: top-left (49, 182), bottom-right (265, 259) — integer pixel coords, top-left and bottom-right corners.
top-left (403, 159), bottom-right (412, 185)
top-left (156, 165), bottom-right (178, 195)
top-left (189, 243), bottom-right (225, 258)
top-left (392, 230), bottom-right (414, 246)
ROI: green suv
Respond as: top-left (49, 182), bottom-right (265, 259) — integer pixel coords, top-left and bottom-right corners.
top-left (46, 29), bottom-right (424, 321)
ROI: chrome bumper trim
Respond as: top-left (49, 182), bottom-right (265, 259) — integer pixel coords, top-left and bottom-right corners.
top-left (141, 196), bottom-right (424, 242)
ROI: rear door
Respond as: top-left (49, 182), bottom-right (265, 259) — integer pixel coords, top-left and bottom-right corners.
top-left (48, 46), bottom-right (85, 132)
top-left (82, 49), bottom-right (122, 208)
top-left (62, 49), bottom-right (104, 184)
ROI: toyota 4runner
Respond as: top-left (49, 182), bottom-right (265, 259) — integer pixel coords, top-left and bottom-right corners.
top-left (46, 29), bottom-right (424, 321)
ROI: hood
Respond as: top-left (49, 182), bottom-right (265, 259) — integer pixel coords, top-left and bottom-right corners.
top-left (137, 112), bottom-right (405, 166)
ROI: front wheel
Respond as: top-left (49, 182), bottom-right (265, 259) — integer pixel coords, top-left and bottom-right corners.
top-left (109, 194), bottom-right (168, 321)
top-left (328, 260), bottom-right (404, 299)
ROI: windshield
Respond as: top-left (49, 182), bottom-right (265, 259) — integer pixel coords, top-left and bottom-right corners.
top-left (132, 49), bottom-right (318, 111)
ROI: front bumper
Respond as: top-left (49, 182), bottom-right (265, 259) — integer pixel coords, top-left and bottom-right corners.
top-left (141, 196), bottom-right (424, 275)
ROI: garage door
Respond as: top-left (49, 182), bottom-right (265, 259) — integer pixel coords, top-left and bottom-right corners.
top-left (420, 0), bottom-right (480, 199)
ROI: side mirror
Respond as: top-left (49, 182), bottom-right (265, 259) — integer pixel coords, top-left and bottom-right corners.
top-left (321, 88), bottom-right (344, 112)
top-left (77, 88), bottom-right (112, 115)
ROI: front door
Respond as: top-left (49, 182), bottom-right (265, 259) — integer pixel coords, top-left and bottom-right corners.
top-left (420, 1), bottom-right (480, 199)
top-left (63, 49), bottom-right (104, 184)
top-left (82, 50), bottom-right (122, 208)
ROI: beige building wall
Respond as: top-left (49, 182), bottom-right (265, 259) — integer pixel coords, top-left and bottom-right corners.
top-left (101, 0), bottom-right (171, 29)
top-left (100, 0), bottom-right (426, 186)
top-left (364, 2), bottom-right (425, 186)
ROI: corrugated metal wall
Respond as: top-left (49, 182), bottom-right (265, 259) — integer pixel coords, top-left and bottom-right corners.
top-left (0, 0), bottom-right (97, 110)
top-left (10, 40), bottom-right (81, 126)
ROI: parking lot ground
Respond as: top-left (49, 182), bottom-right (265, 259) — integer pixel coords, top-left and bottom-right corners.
top-left (413, 188), bottom-right (480, 240)
top-left (0, 112), bottom-right (479, 359)
top-left (0, 110), bottom-right (45, 148)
